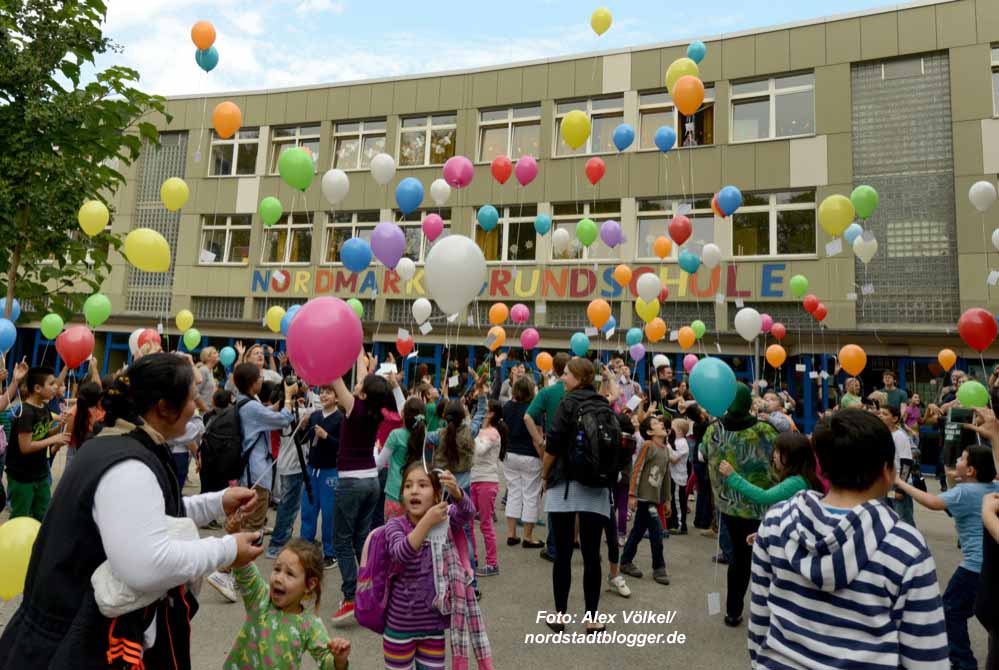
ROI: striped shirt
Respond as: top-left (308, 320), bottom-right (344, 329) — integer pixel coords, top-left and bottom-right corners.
top-left (749, 491), bottom-right (948, 670)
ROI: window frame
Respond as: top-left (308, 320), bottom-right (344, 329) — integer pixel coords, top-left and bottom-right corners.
top-left (635, 198), bottom-right (717, 261)
top-left (259, 212), bottom-right (315, 265)
top-left (730, 190), bottom-right (817, 259)
top-left (391, 209), bottom-right (453, 263)
top-left (476, 104), bottom-right (542, 163)
top-left (396, 113), bottom-right (458, 167)
top-left (729, 72), bottom-right (815, 144)
top-left (199, 214), bottom-right (252, 266)
top-left (549, 200), bottom-right (622, 262)
top-left (552, 95), bottom-right (625, 157)
top-left (332, 118), bottom-right (387, 171)
top-left (474, 205), bottom-right (539, 263)
top-left (637, 86), bottom-right (716, 151)
top-left (321, 210), bottom-right (382, 265)
top-left (207, 128), bottom-right (261, 177)
top-left (269, 123), bottom-right (322, 175)
top-left (992, 46), bottom-right (999, 118)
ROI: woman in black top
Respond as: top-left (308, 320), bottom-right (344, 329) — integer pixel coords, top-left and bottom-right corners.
top-left (501, 377), bottom-right (544, 547)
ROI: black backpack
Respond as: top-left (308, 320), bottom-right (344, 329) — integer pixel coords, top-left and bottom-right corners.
top-left (199, 398), bottom-right (251, 483)
top-left (564, 395), bottom-right (622, 496)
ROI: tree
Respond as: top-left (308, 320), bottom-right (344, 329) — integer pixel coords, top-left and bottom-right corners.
top-left (0, 0), bottom-right (170, 320)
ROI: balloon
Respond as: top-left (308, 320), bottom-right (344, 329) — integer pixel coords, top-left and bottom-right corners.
top-left (938, 348), bottom-right (957, 372)
top-left (689, 357), bottom-right (737, 417)
top-left (654, 126), bottom-right (676, 153)
top-left (259, 196), bottom-right (282, 227)
top-left (123, 228), bottom-right (170, 272)
top-left (340, 237), bottom-right (373, 273)
top-left (669, 215), bottom-right (692, 246)
top-left (487, 326), bottom-right (506, 352)
top-left (56, 325), bottom-right (95, 368)
top-left (278, 147), bottom-right (314, 192)
top-left (370, 153), bottom-right (396, 186)
top-left (660, 286), bottom-right (671, 302)
top-left (760, 313), bottom-right (773, 334)
top-left (0, 319), bottom-right (15, 353)
top-left (629, 343), bottom-right (645, 362)
top-left (394, 177), bottom-right (424, 215)
top-left (370, 222), bottom-right (406, 269)
top-left (422, 213), bottom-right (444, 242)
top-left (491, 155), bottom-right (512, 184)
top-left (560, 110), bottom-right (591, 150)
top-left (397, 336), bottom-right (415, 358)
top-left (0, 298), bottom-right (21, 322)
top-left (83, 293), bottom-right (111, 328)
top-left (634, 297), bottom-right (660, 324)
top-left (636, 273), bottom-right (661, 302)
top-left (159, 177), bottom-right (189, 212)
top-left (625, 328), bottom-right (643, 346)
top-left (701, 243), bottom-right (722, 269)
top-left (265, 306), bottom-right (286, 333)
top-left (489, 302), bottom-right (509, 325)
top-left (477, 205), bottom-right (499, 232)
top-left (601, 315), bottom-right (616, 334)
top-left (850, 185), bottom-right (879, 219)
top-left (837, 344), bottom-right (867, 376)
top-left (961, 380), bottom-right (989, 410)
top-left (534, 213), bottom-right (552, 236)
top-left (191, 20), bottom-right (216, 50)
top-left (612, 264), bottom-right (632, 288)
top-left (993, 228), bottom-right (999, 252)
top-left (645, 318), bottom-right (666, 343)
top-left (969, 180), bottom-right (998, 213)
top-left (590, 7), bottom-right (612, 35)
top-left (212, 101), bottom-right (241, 140)
top-left (286, 298), bottom-right (363, 386)
top-left (570, 332), bottom-right (590, 356)
top-left (683, 353), bottom-right (699, 373)
top-left (425, 235), bottom-right (487, 315)
top-left (678, 249), bottom-right (700, 274)
top-left (536, 352), bottom-right (553, 373)
top-left (195, 47), bottom-right (218, 73)
top-left (183, 328), bottom-right (202, 351)
top-left (515, 155), bottom-right (539, 186)
top-left (813, 303), bottom-right (828, 322)
top-left (442, 156), bottom-right (474, 188)
top-left (652, 354), bottom-right (669, 370)
top-left (521, 328), bottom-right (540, 350)
top-left (765, 344), bottom-right (787, 369)
top-left (175, 309), bottom-right (194, 332)
top-left (510, 303), bottom-right (530, 325)
top-left (687, 41), bottom-right (707, 64)
top-left (653, 236), bottom-right (672, 259)
top-left (429, 178), bottom-right (451, 206)
top-left (789, 274), bottom-right (809, 298)
top-left (734, 307), bottom-right (762, 342)
top-left (819, 194), bottom-right (855, 237)
top-left (322, 169), bottom-right (350, 205)
top-left (585, 157), bottom-right (606, 185)
top-left (0, 516), bottom-right (41, 600)
top-left (576, 218), bottom-right (598, 247)
top-left (138, 329), bottom-right (161, 351)
top-left (853, 234), bottom-right (878, 264)
top-left (599, 220), bottom-right (622, 248)
top-left (691, 319), bottom-right (706, 340)
top-left (672, 76), bottom-right (705, 116)
top-left (128, 328), bottom-right (144, 355)
top-left (40, 313), bottom-right (63, 340)
top-left (612, 124), bottom-right (635, 151)
top-left (771, 322), bottom-right (787, 341)
top-left (396, 258), bottom-right (416, 282)
top-left (958, 308), bottom-right (998, 352)
top-left (346, 298), bottom-right (365, 320)
top-left (717, 186), bottom-right (743, 216)
top-left (665, 57), bottom-right (699, 93)
top-left (280, 305), bottom-right (301, 337)
top-left (587, 299), bottom-right (611, 329)
top-left (552, 228), bottom-right (570, 253)
top-left (843, 222), bottom-right (864, 246)
top-left (78, 200), bottom-right (109, 237)
top-left (711, 194), bottom-right (725, 218)
top-left (678, 326), bottom-right (695, 351)
top-left (412, 298), bottom-right (432, 324)
top-left (803, 294), bottom-right (819, 313)
top-left (219, 346), bottom-right (237, 368)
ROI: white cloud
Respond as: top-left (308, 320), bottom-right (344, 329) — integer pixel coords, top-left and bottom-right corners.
top-left (295, 0), bottom-right (345, 15)
top-left (225, 10), bottom-right (266, 37)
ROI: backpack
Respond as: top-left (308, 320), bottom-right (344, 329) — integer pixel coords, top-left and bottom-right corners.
top-left (199, 398), bottom-right (251, 482)
top-left (355, 524), bottom-right (403, 634)
top-left (564, 395), bottom-right (622, 495)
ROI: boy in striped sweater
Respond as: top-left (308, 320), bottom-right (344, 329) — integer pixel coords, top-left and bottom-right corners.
top-left (748, 409), bottom-right (948, 670)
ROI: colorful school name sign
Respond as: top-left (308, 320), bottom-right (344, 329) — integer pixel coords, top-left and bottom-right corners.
top-left (251, 263), bottom-right (793, 301)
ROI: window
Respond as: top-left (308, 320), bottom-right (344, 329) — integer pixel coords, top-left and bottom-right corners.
top-left (333, 119), bottom-right (386, 170)
top-left (474, 204), bottom-right (538, 262)
top-left (731, 73), bottom-right (814, 142)
top-left (323, 210), bottom-right (380, 264)
top-left (200, 214), bottom-right (251, 264)
top-left (270, 124), bottom-right (321, 174)
top-left (550, 201), bottom-right (620, 260)
top-left (992, 47), bottom-right (999, 117)
top-left (732, 190), bottom-right (816, 257)
top-left (398, 114), bottom-right (456, 167)
top-left (638, 87), bottom-right (715, 150)
top-left (208, 128), bottom-right (259, 176)
top-left (636, 197), bottom-right (716, 259)
top-left (261, 213), bottom-right (313, 264)
top-left (191, 296), bottom-right (245, 321)
top-left (392, 209), bottom-right (453, 262)
top-left (554, 96), bottom-right (623, 156)
top-left (477, 105), bottom-right (542, 162)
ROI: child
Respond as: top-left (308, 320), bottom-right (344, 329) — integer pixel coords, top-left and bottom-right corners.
top-left (667, 418), bottom-right (690, 535)
top-left (377, 396), bottom-right (427, 521)
top-left (296, 385), bottom-right (343, 568)
top-left (9, 367), bottom-right (68, 520)
top-left (619, 416), bottom-right (672, 585)
top-left (894, 445), bottom-right (999, 670)
top-left (878, 404), bottom-right (915, 525)
top-left (470, 399), bottom-right (508, 577)
top-left (719, 432), bottom-right (825, 509)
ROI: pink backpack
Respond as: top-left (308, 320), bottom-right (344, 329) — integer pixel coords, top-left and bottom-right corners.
top-left (355, 525), bottom-right (403, 634)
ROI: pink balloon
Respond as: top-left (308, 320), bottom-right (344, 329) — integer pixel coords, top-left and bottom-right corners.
top-left (760, 313), bottom-right (773, 334)
top-left (286, 297), bottom-right (363, 386)
top-left (520, 327), bottom-right (540, 350)
top-left (515, 155), bottom-right (538, 186)
top-left (442, 156), bottom-right (474, 189)
top-left (683, 353), bottom-right (699, 374)
top-left (510, 303), bottom-right (530, 325)
top-left (422, 213), bottom-right (444, 242)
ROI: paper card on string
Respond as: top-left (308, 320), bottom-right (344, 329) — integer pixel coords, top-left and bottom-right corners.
top-left (605, 328), bottom-right (615, 340)
top-left (467, 315), bottom-right (475, 326)
top-left (846, 292), bottom-right (858, 301)
top-left (809, 371), bottom-right (819, 379)
top-left (397, 328), bottom-right (410, 341)
top-left (485, 332), bottom-right (498, 349)
top-left (584, 327), bottom-right (598, 337)
top-left (715, 293), bottom-right (725, 305)
top-left (677, 203), bottom-right (693, 215)
top-left (795, 364), bottom-right (806, 373)
top-left (377, 363), bottom-right (398, 376)
top-left (669, 330), bottom-right (679, 342)
top-left (447, 313), bottom-right (458, 323)
top-left (419, 322), bottom-right (433, 335)
top-left (536, 302), bottom-right (547, 314)
top-left (407, 351), bottom-right (418, 359)
top-left (988, 271), bottom-right (999, 287)
top-left (861, 283), bottom-right (875, 295)
top-left (626, 395), bottom-right (642, 411)
top-left (825, 238), bottom-right (843, 257)
top-left (448, 375), bottom-right (459, 389)
top-left (715, 342), bottom-right (722, 353)
top-left (594, 375), bottom-right (603, 383)
top-left (156, 323), bottom-right (164, 335)
top-left (708, 592), bottom-right (721, 616)
top-left (819, 371), bottom-right (830, 380)
top-left (735, 298), bottom-right (745, 308)
top-left (199, 249), bottom-right (217, 263)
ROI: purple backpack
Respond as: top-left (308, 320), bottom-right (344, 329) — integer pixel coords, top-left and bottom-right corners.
top-left (355, 524), bottom-right (403, 634)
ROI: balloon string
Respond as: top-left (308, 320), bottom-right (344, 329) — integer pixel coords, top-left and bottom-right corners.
top-left (980, 353), bottom-right (996, 415)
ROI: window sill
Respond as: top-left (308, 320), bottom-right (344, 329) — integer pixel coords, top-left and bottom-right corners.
top-left (204, 174), bottom-right (257, 179)
top-left (731, 253), bottom-right (818, 262)
top-left (549, 150), bottom-right (619, 161)
top-left (259, 262), bottom-right (313, 267)
top-left (393, 162), bottom-right (449, 170)
top-left (633, 144), bottom-right (717, 154)
top-left (198, 262), bottom-right (249, 268)
top-left (485, 259), bottom-right (538, 265)
top-left (727, 133), bottom-right (816, 146)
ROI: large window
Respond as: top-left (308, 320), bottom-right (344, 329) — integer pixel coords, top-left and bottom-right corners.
top-left (474, 204), bottom-right (538, 262)
top-left (261, 213), bottom-right (313, 264)
top-left (200, 214), bottom-right (251, 265)
top-left (333, 119), bottom-right (386, 170)
top-left (208, 128), bottom-right (259, 176)
top-left (554, 96), bottom-right (623, 156)
top-left (638, 87), bottom-right (715, 150)
top-left (731, 73), bottom-right (814, 142)
top-left (323, 210), bottom-right (380, 264)
top-left (550, 201), bottom-right (620, 260)
top-left (270, 124), bottom-right (321, 174)
top-left (636, 197), bottom-right (716, 259)
top-left (477, 105), bottom-right (542, 162)
top-left (993, 47), bottom-right (999, 117)
top-left (732, 190), bottom-right (816, 257)
top-left (398, 114), bottom-right (456, 167)
top-left (392, 209), bottom-right (453, 262)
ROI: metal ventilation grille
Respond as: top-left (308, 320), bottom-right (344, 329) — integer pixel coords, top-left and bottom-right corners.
top-left (192, 297), bottom-right (245, 321)
top-left (252, 297), bottom-right (304, 319)
top-left (473, 301), bottom-right (534, 327)
top-left (386, 299), bottom-right (442, 324)
top-left (727, 302), bottom-right (811, 330)
top-left (545, 302), bottom-right (623, 330)
top-left (662, 302), bottom-right (716, 330)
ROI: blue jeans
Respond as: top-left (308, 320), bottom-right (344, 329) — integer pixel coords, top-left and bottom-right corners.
top-left (943, 566), bottom-right (978, 670)
top-left (621, 501), bottom-right (665, 570)
top-left (171, 452), bottom-right (190, 491)
top-left (268, 472), bottom-right (304, 553)
top-left (300, 468), bottom-right (337, 558)
top-left (333, 476), bottom-right (380, 602)
top-left (890, 493), bottom-right (915, 526)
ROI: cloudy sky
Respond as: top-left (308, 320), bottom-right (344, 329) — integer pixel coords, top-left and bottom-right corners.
top-left (99, 0), bottom-right (900, 97)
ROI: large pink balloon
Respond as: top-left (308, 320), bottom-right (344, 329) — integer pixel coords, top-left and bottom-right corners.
top-left (683, 353), bottom-right (699, 374)
top-left (286, 297), bottom-right (363, 385)
top-left (760, 313), bottom-right (773, 334)
top-left (442, 156), bottom-right (474, 189)
top-left (520, 327), bottom-right (540, 350)
top-left (515, 155), bottom-right (538, 186)
top-left (510, 303), bottom-right (530, 325)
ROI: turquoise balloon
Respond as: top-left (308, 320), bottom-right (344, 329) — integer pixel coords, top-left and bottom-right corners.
top-left (534, 214), bottom-right (552, 236)
top-left (195, 47), bottom-right (219, 72)
top-left (219, 346), bottom-right (237, 368)
top-left (570, 332), bottom-right (590, 357)
top-left (687, 41), bottom-right (707, 64)
top-left (477, 205), bottom-right (499, 232)
top-left (678, 249), bottom-right (700, 274)
top-left (689, 357), bottom-right (737, 417)
top-left (625, 328), bottom-right (643, 347)
top-left (843, 222), bottom-right (863, 246)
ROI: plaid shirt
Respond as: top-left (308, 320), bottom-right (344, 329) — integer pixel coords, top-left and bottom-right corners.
top-left (432, 528), bottom-right (493, 670)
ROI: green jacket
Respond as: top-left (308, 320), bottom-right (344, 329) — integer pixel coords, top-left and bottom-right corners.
top-left (724, 473), bottom-right (807, 507)
top-left (703, 419), bottom-right (778, 519)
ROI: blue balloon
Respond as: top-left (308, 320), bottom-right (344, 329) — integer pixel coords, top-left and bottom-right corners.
top-left (340, 237), bottom-right (373, 273)
top-left (281, 305), bottom-right (302, 337)
top-left (600, 315), bottom-right (616, 334)
top-left (0, 298), bottom-right (20, 322)
top-left (570, 332), bottom-right (590, 357)
top-left (689, 357), bottom-right (737, 417)
top-left (195, 47), bottom-right (219, 73)
top-left (843, 222), bottom-right (864, 246)
top-left (534, 214), bottom-right (552, 236)
top-left (687, 41), bottom-right (707, 64)
top-left (0, 319), bottom-right (15, 353)
top-left (612, 123), bottom-right (635, 152)
top-left (219, 346), bottom-right (237, 368)
top-left (477, 205), bottom-right (499, 232)
top-left (678, 249), bottom-right (701, 274)
top-left (717, 185), bottom-right (743, 216)
top-left (394, 177), bottom-right (424, 215)
top-left (654, 126), bottom-right (676, 153)
top-left (625, 327), bottom-right (643, 347)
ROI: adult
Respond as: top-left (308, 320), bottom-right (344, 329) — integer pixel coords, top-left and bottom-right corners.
top-left (840, 377), bottom-right (862, 410)
top-left (649, 361), bottom-right (677, 415)
top-left (881, 370), bottom-right (908, 412)
top-left (502, 376), bottom-right (543, 548)
top-left (194, 347), bottom-right (219, 413)
top-left (498, 358), bottom-right (525, 405)
top-left (0, 353), bottom-right (261, 669)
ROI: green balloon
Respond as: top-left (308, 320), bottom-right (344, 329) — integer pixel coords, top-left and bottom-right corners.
top-left (40, 313), bottom-right (64, 340)
top-left (957, 380), bottom-right (989, 408)
top-left (278, 147), bottom-right (314, 192)
top-left (850, 185), bottom-right (879, 220)
top-left (183, 328), bottom-right (202, 351)
top-left (576, 218), bottom-right (598, 247)
top-left (259, 196), bottom-right (283, 227)
top-left (789, 274), bottom-right (809, 299)
top-left (83, 293), bottom-right (112, 328)
top-left (691, 319), bottom-right (706, 340)
top-left (346, 298), bottom-right (364, 320)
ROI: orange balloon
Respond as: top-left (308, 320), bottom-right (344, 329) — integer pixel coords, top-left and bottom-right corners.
top-left (838, 344), bottom-right (867, 377)
top-left (678, 326), bottom-right (696, 351)
top-left (535, 352), bottom-right (553, 373)
top-left (766, 344), bottom-right (787, 368)
top-left (672, 75), bottom-right (705, 116)
top-left (938, 348), bottom-right (957, 372)
top-left (488, 302), bottom-right (509, 325)
top-left (587, 299), bottom-right (611, 329)
top-left (212, 101), bottom-right (242, 140)
top-left (653, 236), bottom-right (672, 259)
top-left (645, 317), bottom-right (666, 343)
top-left (612, 264), bottom-right (632, 288)
top-left (191, 21), bottom-right (216, 50)
top-left (487, 326), bottom-right (506, 352)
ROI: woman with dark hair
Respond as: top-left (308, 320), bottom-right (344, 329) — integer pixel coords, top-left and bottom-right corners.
top-left (0, 353), bottom-right (262, 670)
top-left (502, 376), bottom-right (544, 548)
top-left (66, 382), bottom-right (104, 469)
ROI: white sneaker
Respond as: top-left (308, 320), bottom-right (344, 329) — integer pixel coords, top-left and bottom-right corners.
top-left (207, 571), bottom-right (238, 603)
top-left (608, 574), bottom-right (631, 598)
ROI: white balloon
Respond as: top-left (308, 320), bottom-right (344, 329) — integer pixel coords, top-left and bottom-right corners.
top-left (652, 354), bottom-right (669, 369)
top-left (701, 243), bottom-right (722, 269)
top-left (992, 228), bottom-right (999, 252)
top-left (425, 235), bottom-right (487, 315)
top-left (636, 273), bottom-right (661, 302)
top-left (552, 228), bottom-right (570, 253)
top-left (128, 328), bottom-right (144, 356)
top-left (969, 180), bottom-right (997, 213)
top-left (396, 257), bottom-right (416, 281)
top-left (852, 234), bottom-right (878, 264)
top-left (734, 307), bottom-right (762, 342)
top-left (321, 169), bottom-right (350, 205)
top-left (412, 297), bottom-right (432, 324)
top-left (430, 178), bottom-right (451, 206)
top-left (370, 153), bottom-right (396, 186)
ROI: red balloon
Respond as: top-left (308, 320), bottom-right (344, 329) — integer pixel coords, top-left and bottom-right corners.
top-left (56, 325), bottom-right (95, 369)
top-left (802, 294), bottom-right (819, 314)
top-left (396, 336), bottom-right (414, 358)
top-left (669, 215), bottom-right (692, 246)
top-left (958, 308), bottom-right (998, 353)
top-left (658, 286), bottom-right (670, 302)
top-left (138, 329), bottom-right (161, 349)
top-left (584, 157), bottom-right (606, 186)
top-left (771, 322), bottom-right (787, 341)
top-left (490, 155), bottom-right (512, 185)
top-left (813, 303), bottom-right (828, 322)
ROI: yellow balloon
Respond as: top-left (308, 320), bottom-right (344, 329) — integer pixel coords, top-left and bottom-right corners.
top-left (265, 306), bottom-right (286, 334)
top-left (160, 177), bottom-right (189, 212)
top-left (123, 228), bottom-right (171, 273)
top-left (560, 110), bottom-right (592, 150)
top-left (590, 7), bottom-right (612, 35)
top-left (818, 194), bottom-right (855, 237)
top-left (78, 200), bottom-right (109, 237)
top-left (176, 309), bottom-right (194, 332)
top-left (635, 298), bottom-right (660, 323)
top-left (665, 57), bottom-right (700, 93)
top-left (0, 516), bottom-right (41, 600)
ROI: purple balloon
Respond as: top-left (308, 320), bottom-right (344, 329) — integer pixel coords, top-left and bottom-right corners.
top-left (371, 222), bottom-right (406, 269)
top-left (629, 343), bottom-right (646, 362)
top-left (600, 220), bottom-right (622, 248)
top-left (442, 156), bottom-right (474, 189)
